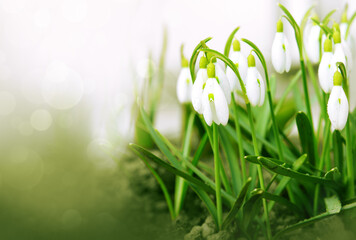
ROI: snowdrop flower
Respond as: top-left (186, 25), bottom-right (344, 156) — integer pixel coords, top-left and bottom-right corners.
top-left (330, 31), bottom-right (347, 75)
top-left (305, 16), bottom-right (321, 63)
top-left (191, 56), bottom-right (208, 114)
top-left (212, 58), bottom-right (231, 104)
top-left (335, 21), bottom-right (353, 72)
top-left (327, 71), bottom-right (349, 131)
top-left (226, 39), bottom-right (247, 91)
top-left (176, 53), bottom-right (192, 103)
top-left (318, 37), bottom-right (334, 93)
top-left (201, 62), bottom-right (229, 126)
top-left (245, 54), bottom-right (266, 107)
top-left (271, 19), bottom-right (291, 73)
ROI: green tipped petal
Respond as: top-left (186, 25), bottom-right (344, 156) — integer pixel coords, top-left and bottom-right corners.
top-left (207, 62), bottom-right (215, 78)
top-left (247, 54), bottom-right (255, 67)
top-left (341, 12), bottom-right (348, 23)
top-left (233, 39), bottom-right (241, 51)
top-left (333, 22), bottom-right (340, 33)
top-left (333, 71), bottom-right (342, 86)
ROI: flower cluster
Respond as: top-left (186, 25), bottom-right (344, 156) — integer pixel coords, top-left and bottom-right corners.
top-left (177, 39), bottom-right (266, 126)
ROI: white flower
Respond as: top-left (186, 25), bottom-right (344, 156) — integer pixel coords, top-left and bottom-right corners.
top-left (271, 19), bottom-right (291, 73)
top-left (305, 23), bottom-right (321, 63)
top-left (245, 54), bottom-right (266, 107)
top-left (226, 39), bottom-right (247, 91)
top-left (191, 56), bottom-right (208, 114)
top-left (176, 67), bottom-right (192, 103)
top-left (330, 31), bottom-right (347, 75)
top-left (214, 61), bottom-right (231, 104)
top-left (327, 71), bottom-right (349, 131)
top-left (202, 63), bottom-right (229, 126)
top-left (318, 38), bottom-right (334, 93)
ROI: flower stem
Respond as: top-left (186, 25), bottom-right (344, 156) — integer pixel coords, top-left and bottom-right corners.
top-left (213, 123), bottom-right (222, 230)
top-left (300, 59), bottom-right (313, 126)
top-left (246, 103), bottom-right (271, 239)
top-left (231, 95), bottom-right (246, 183)
top-left (346, 118), bottom-right (354, 199)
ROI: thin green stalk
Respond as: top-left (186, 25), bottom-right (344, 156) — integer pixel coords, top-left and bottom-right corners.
top-left (232, 95), bottom-right (246, 183)
top-left (300, 59), bottom-right (313, 126)
top-left (213, 123), bottom-right (222, 230)
top-left (313, 119), bottom-right (331, 215)
top-left (346, 118), bottom-right (354, 199)
top-left (174, 111), bottom-right (195, 216)
top-left (246, 103), bottom-right (271, 239)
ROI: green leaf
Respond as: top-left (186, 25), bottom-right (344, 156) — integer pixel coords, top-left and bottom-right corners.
top-left (324, 195), bottom-right (341, 214)
top-left (311, 18), bottom-right (333, 35)
top-left (300, 5), bottom-right (315, 33)
top-left (130, 143), bottom-right (213, 194)
top-left (278, 3), bottom-right (299, 32)
top-left (193, 187), bottom-right (219, 228)
top-left (296, 111), bottom-right (316, 166)
top-left (242, 189), bottom-right (264, 229)
top-left (346, 10), bottom-right (356, 38)
top-left (189, 37), bottom-right (212, 81)
top-left (260, 190), bottom-right (303, 216)
top-left (244, 155), bottom-right (338, 187)
top-left (130, 144), bottom-right (176, 220)
top-left (224, 26), bottom-right (240, 57)
top-left (322, 9), bottom-right (336, 24)
top-left (140, 106), bottom-right (182, 170)
top-left (222, 177), bottom-right (252, 229)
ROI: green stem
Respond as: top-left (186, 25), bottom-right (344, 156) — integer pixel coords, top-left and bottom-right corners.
top-left (213, 123), bottom-right (222, 230)
top-left (174, 111), bottom-right (195, 216)
top-left (232, 95), bottom-right (246, 183)
top-left (300, 59), bottom-right (313, 126)
top-left (246, 103), bottom-right (271, 239)
top-left (346, 118), bottom-right (354, 199)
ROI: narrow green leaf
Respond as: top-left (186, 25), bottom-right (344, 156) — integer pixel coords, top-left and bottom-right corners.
top-left (189, 37), bottom-right (212, 81)
top-left (222, 177), bottom-right (252, 229)
top-left (244, 155), bottom-right (338, 187)
top-left (311, 18), bottom-right (333, 35)
top-left (193, 187), bottom-right (218, 228)
top-left (300, 5), bottom-right (315, 33)
top-left (140, 106), bottom-right (182, 170)
top-left (278, 3), bottom-right (299, 32)
top-left (242, 189), bottom-right (264, 229)
top-left (130, 144), bottom-right (176, 219)
top-left (130, 143), bottom-right (213, 194)
top-left (322, 9), bottom-right (336, 24)
top-left (224, 26), bottom-right (240, 57)
top-left (261, 190), bottom-right (303, 216)
top-left (296, 111), bottom-right (316, 166)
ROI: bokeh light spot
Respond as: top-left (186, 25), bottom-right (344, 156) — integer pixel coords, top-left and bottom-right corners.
top-left (30, 109), bottom-right (52, 131)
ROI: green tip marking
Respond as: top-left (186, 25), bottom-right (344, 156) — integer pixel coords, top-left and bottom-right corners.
top-left (277, 19), bottom-right (283, 32)
top-left (207, 63), bottom-right (215, 78)
top-left (257, 78), bottom-right (260, 86)
top-left (208, 93), bottom-right (214, 102)
top-left (333, 31), bottom-right (341, 44)
top-left (233, 39), bottom-right (241, 51)
top-left (235, 62), bottom-right (239, 68)
top-left (202, 83), bottom-right (206, 90)
top-left (186, 78), bottom-right (190, 84)
top-left (215, 76), bottom-right (220, 84)
top-left (181, 57), bottom-right (188, 68)
top-left (199, 56), bottom-right (208, 69)
top-left (248, 54), bottom-right (255, 67)
top-left (338, 98), bottom-right (341, 104)
top-left (333, 71), bottom-right (342, 86)
top-left (282, 44), bottom-right (286, 52)
top-left (341, 12), bottom-right (348, 23)
top-left (324, 38), bottom-right (333, 52)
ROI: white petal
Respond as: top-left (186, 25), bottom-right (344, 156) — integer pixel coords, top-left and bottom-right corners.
top-left (176, 68), bottom-right (192, 103)
top-left (257, 71), bottom-right (266, 106)
top-left (191, 68), bottom-right (207, 113)
top-left (306, 25), bottom-right (321, 63)
top-left (245, 67), bottom-right (260, 106)
top-left (342, 40), bottom-right (353, 71)
top-left (236, 52), bottom-right (248, 81)
top-left (328, 86), bottom-right (349, 130)
top-left (284, 37), bottom-right (292, 72)
top-left (340, 23), bottom-right (347, 40)
top-left (271, 32), bottom-right (286, 73)
top-left (212, 80), bottom-right (229, 125)
top-left (331, 44), bottom-right (347, 75)
top-left (226, 64), bottom-right (238, 91)
top-left (202, 78), bottom-right (215, 126)
top-left (215, 63), bottom-right (231, 104)
top-left (318, 52), bottom-right (333, 93)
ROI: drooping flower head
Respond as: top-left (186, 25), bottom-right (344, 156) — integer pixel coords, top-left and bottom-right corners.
top-left (271, 19), bottom-right (291, 73)
top-left (333, 22), bottom-right (353, 72)
top-left (330, 30), bottom-right (347, 75)
top-left (191, 56), bottom-right (208, 113)
top-left (226, 39), bottom-right (247, 91)
top-left (304, 15), bottom-right (321, 63)
top-left (176, 46), bottom-right (192, 103)
top-left (327, 71), bottom-right (349, 131)
top-left (201, 61), bottom-right (229, 126)
top-left (245, 54), bottom-right (266, 107)
top-left (207, 53), bottom-right (231, 104)
top-left (318, 37), bottom-right (334, 93)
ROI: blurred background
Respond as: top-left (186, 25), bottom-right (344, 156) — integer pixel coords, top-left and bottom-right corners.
top-left (0, 0), bottom-right (355, 239)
